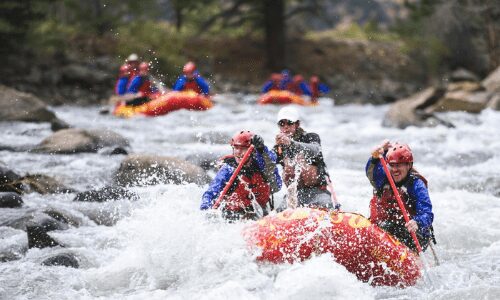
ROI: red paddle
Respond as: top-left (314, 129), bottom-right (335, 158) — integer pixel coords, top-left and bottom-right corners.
top-left (212, 145), bottom-right (255, 209)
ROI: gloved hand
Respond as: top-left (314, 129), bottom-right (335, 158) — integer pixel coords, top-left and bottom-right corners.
top-left (371, 139), bottom-right (391, 159)
top-left (251, 135), bottom-right (266, 152)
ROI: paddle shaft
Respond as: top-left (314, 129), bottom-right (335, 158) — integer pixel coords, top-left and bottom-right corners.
top-left (379, 155), bottom-right (423, 253)
top-left (212, 145), bottom-right (255, 209)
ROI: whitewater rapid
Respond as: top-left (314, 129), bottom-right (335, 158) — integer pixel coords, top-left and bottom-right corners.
top-left (1, 95), bottom-right (499, 299)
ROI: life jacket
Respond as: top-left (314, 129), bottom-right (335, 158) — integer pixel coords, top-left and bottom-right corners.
top-left (369, 171), bottom-right (427, 226)
top-left (310, 81), bottom-right (319, 102)
top-left (288, 82), bottom-right (304, 96)
top-left (222, 156), bottom-right (271, 212)
top-left (137, 76), bottom-right (155, 98)
top-left (183, 78), bottom-right (203, 94)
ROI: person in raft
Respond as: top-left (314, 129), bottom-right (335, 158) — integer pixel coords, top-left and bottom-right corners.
top-left (114, 64), bottom-right (131, 96)
top-left (287, 74), bottom-right (312, 97)
top-left (261, 73), bottom-right (282, 93)
top-left (200, 131), bottom-right (282, 221)
top-left (125, 62), bottom-right (159, 106)
top-left (273, 106), bottom-right (338, 211)
top-left (309, 76), bottom-right (331, 103)
top-left (172, 61), bottom-right (210, 96)
top-left (366, 140), bottom-right (436, 252)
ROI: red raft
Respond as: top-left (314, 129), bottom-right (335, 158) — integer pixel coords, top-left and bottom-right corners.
top-left (113, 91), bottom-right (213, 118)
top-left (257, 90), bottom-right (312, 106)
top-left (243, 208), bottom-right (422, 287)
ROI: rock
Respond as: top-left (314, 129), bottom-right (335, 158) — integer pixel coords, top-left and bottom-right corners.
top-left (487, 93), bottom-right (500, 110)
top-left (482, 66), bottom-right (500, 93)
top-left (32, 128), bottom-right (129, 154)
top-left (1, 212), bottom-right (67, 231)
top-left (0, 192), bottom-right (23, 208)
top-left (61, 64), bottom-right (110, 85)
top-left (449, 68), bottom-right (480, 82)
top-left (74, 185), bottom-right (138, 202)
top-left (0, 161), bottom-right (20, 184)
top-left (382, 87), bottom-right (453, 129)
top-left (12, 174), bottom-right (75, 194)
top-left (428, 90), bottom-right (491, 113)
top-left (27, 225), bottom-right (60, 249)
top-left (43, 208), bottom-right (83, 227)
top-left (50, 118), bottom-right (71, 131)
top-left (42, 253), bottom-right (79, 268)
top-left (0, 85), bottom-right (67, 126)
top-left (114, 154), bottom-right (211, 186)
top-left (447, 81), bottom-right (483, 93)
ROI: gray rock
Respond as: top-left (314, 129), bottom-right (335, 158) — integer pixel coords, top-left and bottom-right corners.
top-left (482, 66), bottom-right (500, 93)
top-left (74, 185), bottom-right (138, 202)
top-left (0, 192), bottom-right (23, 208)
top-left (449, 68), bottom-right (480, 82)
top-left (11, 174), bottom-right (75, 195)
top-left (0, 161), bottom-right (20, 184)
top-left (428, 90), bottom-right (491, 113)
top-left (32, 128), bottom-right (129, 154)
top-left (42, 253), bottom-right (79, 268)
top-left (27, 225), bottom-right (60, 249)
top-left (114, 154), bottom-right (211, 186)
top-left (43, 208), bottom-right (83, 227)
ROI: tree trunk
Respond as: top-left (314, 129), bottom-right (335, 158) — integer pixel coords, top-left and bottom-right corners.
top-left (264, 0), bottom-right (285, 71)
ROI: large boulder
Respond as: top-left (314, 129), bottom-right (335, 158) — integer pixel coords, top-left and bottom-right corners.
top-left (114, 154), bottom-right (211, 186)
top-left (0, 85), bottom-right (69, 130)
top-left (32, 128), bottom-right (129, 154)
top-left (382, 87), bottom-right (453, 128)
top-left (482, 66), bottom-right (500, 93)
top-left (74, 185), bottom-right (138, 202)
top-left (42, 253), bottom-right (79, 268)
top-left (427, 90), bottom-right (491, 113)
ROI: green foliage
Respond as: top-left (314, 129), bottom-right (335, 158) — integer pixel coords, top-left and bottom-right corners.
top-left (305, 22), bottom-right (399, 43)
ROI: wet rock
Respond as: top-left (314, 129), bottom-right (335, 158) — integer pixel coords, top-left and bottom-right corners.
top-left (427, 90), bottom-right (491, 113)
top-left (449, 68), bottom-right (480, 82)
top-left (42, 253), bottom-right (79, 268)
top-left (27, 225), bottom-right (61, 249)
top-left (0, 85), bottom-right (67, 126)
top-left (2, 212), bottom-right (69, 232)
top-left (50, 118), bottom-right (71, 131)
top-left (74, 185), bottom-right (138, 202)
top-left (43, 208), bottom-right (83, 227)
top-left (11, 174), bottom-right (75, 194)
top-left (32, 128), bottom-right (129, 154)
top-left (0, 192), bottom-right (23, 208)
top-left (446, 81), bottom-right (483, 93)
top-left (114, 154), bottom-right (211, 186)
top-left (487, 93), bottom-right (500, 110)
top-left (382, 87), bottom-right (453, 128)
top-left (0, 161), bottom-right (20, 184)
top-left (482, 66), bottom-right (500, 93)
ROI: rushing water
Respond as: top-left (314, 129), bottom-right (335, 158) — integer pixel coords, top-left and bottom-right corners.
top-left (1, 95), bottom-right (499, 299)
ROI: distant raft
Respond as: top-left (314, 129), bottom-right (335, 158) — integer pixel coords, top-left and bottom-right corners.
top-left (113, 91), bottom-right (213, 118)
top-left (243, 208), bottom-right (422, 287)
top-left (257, 90), bottom-right (311, 106)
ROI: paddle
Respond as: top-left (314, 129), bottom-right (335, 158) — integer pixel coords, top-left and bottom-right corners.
top-left (212, 145), bottom-right (255, 209)
top-left (378, 154), bottom-right (423, 253)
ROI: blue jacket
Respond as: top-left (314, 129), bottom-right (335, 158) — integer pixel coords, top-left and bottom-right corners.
top-left (365, 157), bottom-right (434, 236)
top-left (200, 146), bottom-right (282, 210)
top-left (173, 74), bottom-right (210, 96)
top-left (126, 75), bottom-right (158, 95)
top-left (115, 77), bottom-right (129, 95)
top-left (261, 80), bottom-right (277, 93)
top-left (318, 83), bottom-right (330, 94)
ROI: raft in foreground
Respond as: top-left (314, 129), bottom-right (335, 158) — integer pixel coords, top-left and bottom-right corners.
top-left (113, 91), bottom-right (213, 118)
top-left (243, 208), bottom-right (422, 287)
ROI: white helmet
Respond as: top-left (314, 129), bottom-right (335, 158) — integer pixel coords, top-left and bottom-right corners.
top-left (127, 53), bottom-right (138, 61)
top-left (277, 106), bottom-right (300, 123)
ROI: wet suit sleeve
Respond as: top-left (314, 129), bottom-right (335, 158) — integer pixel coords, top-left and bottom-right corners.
top-left (261, 81), bottom-right (273, 93)
top-left (318, 83), bottom-right (330, 94)
top-left (195, 76), bottom-right (210, 95)
top-left (365, 157), bottom-right (387, 191)
top-left (200, 164), bottom-right (233, 210)
top-left (127, 76), bottom-right (144, 94)
top-left (408, 178), bottom-right (434, 230)
top-left (289, 133), bottom-right (321, 159)
top-left (299, 82), bottom-right (312, 96)
top-left (254, 146), bottom-right (282, 193)
top-left (173, 76), bottom-right (187, 91)
top-left (115, 77), bottom-right (129, 95)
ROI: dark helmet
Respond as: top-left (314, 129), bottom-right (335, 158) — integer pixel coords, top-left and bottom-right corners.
top-left (183, 61), bottom-right (196, 75)
top-left (230, 130), bottom-right (254, 147)
top-left (386, 143), bottom-right (413, 164)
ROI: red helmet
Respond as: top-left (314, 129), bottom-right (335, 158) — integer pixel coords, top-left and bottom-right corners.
top-left (386, 143), bottom-right (413, 164)
top-left (230, 131), bottom-right (254, 147)
top-left (293, 75), bottom-right (304, 83)
top-left (310, 76), bottom-right (319, 84)
top-left (119, 64), bottom-right (130, 76)
top-left (271, 73), bottom-right (281, 82)
top-left (183, 61), bottom-right (196, 74)
top-left (139, 62), bottom-right (149, 73)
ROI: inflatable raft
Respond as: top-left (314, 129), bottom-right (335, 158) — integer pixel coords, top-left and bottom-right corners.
top-left (113, 91), bottom-right (213, 118)
top-left (243, 208), bottom-right (422, 287)
top-left (257, 90), bottom-right (311, 106)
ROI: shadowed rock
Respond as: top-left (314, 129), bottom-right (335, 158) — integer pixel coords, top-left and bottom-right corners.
top-left (27, 225), bottom-right (61, 249)
top-left (32, 128), bottom-right (129, 154)
top-left (482, 66), bottom-right (500, 93)
top-left (74, 185), bottom-right (138, 202)
top-left (10, 174), bottom-right (75, 194)
top-left (0, 192), bottom-right (23, 208)
top-left (43, 208), bottom-right (83, 227)
top-left (2, 213), bottom-right (69, 232)
top-left (0, 161), bottom-right (20, 184)
top-left (114, 154), bottom-right (211, 186)
top-left (42, 253), bottom-right (79, 268)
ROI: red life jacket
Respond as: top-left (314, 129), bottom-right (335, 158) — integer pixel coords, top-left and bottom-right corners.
top-left (288, 82), bottom-right (303, 96)
top-left (138, 76), bottom-right (154, 98)
top-left (310, 82), bottom-right (319, 102)
top-left (369, 171), bottom-right (427, 225)
top-left (183, 79), bottom-right (203, 94)
top-left (222, 157), bottom-right (271, 212)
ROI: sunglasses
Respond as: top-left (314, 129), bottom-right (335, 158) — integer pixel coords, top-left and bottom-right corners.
top-left (277, 120), bottom-right (296, 127)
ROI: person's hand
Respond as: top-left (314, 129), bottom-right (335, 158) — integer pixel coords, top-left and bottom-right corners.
top-left (251, 135), bottom-right (265, 152)
top-left (405, 219), bottom-right (419, 233)
top-left (275, 133), bottom-right (291, 146)
top-left (371, 139), bottom-right (391, 159)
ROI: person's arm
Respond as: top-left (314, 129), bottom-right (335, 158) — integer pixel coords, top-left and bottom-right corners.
top-left (299, 82), bottom-right (312, 96)
top-left (365, 157), bottom-right (387, 190)
top-left (261, 81), bottom-right (273, 93)
top-left (409, 178), bottom-right (434, 230)
top-left (173, 76), bottom-right (186, 91)
top-left (200, 164), bottom-right (233, 210)
top-left (115, 77), bottom-right (129, 95)
top-left (126, 76), bottom-right (143, 93)
top-left (195, 76), bottom-right (210, 95)
top-left (254, 145), bottom-right (282, 193)
top-left (288, 133), bottom-right (321, 158)
top-left (318, 83), bottom-right (330, 94)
